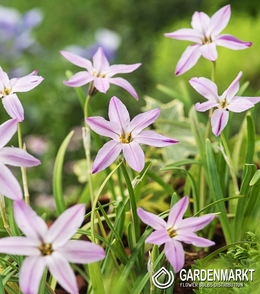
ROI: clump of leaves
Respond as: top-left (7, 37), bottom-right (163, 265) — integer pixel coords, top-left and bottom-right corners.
top-left (192, 231), bottom-right (260, 294)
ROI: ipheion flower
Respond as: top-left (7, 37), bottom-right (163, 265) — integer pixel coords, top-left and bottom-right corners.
top-left (189, 72), bottom-right (260, 136)
top-left (0, 200), bottom-right (105, 294)
top-left (0, 118), bottom-right (40, 200)
top-left (164, 5), bottom-right (252, 75)
top-left (0, 66), bottom-right (43, 121)
top-left (61, 47), bottom-right (141, 99)
top-left (137, 196), bottom-right (215, 272)
top-left (86, 96), bottom-right (178, 173)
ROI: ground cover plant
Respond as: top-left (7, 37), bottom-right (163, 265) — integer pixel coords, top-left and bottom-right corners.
top-left (0, 2), bottom-right (260, 294)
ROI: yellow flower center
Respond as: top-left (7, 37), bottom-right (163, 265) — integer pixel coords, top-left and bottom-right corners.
top-left (202, 36), bottom-right (212, 44)
top-left (119, 132), bottom-right (132, 144)
top-left (1, 88), bottom-right (11, 96)
top-left (220, 98), bottom-right (228, 109)
top-left (38, 243), bottom-right (53, 256)
top-left (167, 227), bottom-right (177, 238)
top-left (93, 70), bottom-right (106, 78)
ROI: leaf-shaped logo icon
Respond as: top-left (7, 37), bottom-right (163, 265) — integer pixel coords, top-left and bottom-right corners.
top-left (152, 267), bottom-right (175, 289)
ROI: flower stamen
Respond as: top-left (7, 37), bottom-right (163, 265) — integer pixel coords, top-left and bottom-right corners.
top-left (119, 132), bottom-right (132, 144)
top-left (202, 36), bottom-right (212, 44)
top-left (38, 243), bottom-right (53, 256)
top-left (220, 98), bottom-right (228, 109)
top-left (1, 88), bottom-right (11, 96)
top-left (167, 227), bottom-right (177, 238)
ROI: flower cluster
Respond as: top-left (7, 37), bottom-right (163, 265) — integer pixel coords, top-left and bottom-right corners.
top-left (1, 3), bottom-right (259, 294)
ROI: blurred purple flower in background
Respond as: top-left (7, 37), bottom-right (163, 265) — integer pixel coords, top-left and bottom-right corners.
top-left (64, 28), bottom-right (121, 62)
top-left (0, 5), bottom-right (43, 58)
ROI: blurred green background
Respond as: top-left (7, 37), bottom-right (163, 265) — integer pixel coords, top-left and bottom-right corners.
top-left (1, 0), bottom-right (260, 210)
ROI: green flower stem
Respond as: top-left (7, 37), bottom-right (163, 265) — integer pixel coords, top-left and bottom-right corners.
top-left (83, 95), bottom-right (94, 203)
top-left (220, 132), bottom-right (239, 195)
top-left (0, 195), bottom-right (12, 236)
top-left (120, 162), bottom-right (140, 246)
top-left (211, 61), bottom-right (216, 83)
top-left (17, 123), bottom-right (30, 205)
top-left (88, 162), bottom-right (122, 294)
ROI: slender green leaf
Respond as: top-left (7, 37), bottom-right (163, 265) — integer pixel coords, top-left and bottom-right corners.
top-left (52, 130), bottom-right (74, 214)
top-left (245, 114), bottom-right (255, 164)
top-left (205, 139), bottom-right (232, 244)
top-left (234, 164), bottom-right (256, 241)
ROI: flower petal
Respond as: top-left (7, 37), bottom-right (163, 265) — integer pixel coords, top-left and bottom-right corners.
top-left (177, 214), bottom-right (215, 232)
top-left (0, 118), bottom-right (17, 149)
top-left (63, 71), bottom-right (94, 87)
top-left (57, 240), bottom-right (105, 264)
top-left (0, 237), bottom-right (40, 255)
top-left (108, 96), bottom-right (130, 130)
top-left (11, 74), bottom-right (43, 92)
top-left (146, 229), bottom-right (171, 245)
top-left (175, 45), bottom-right (201, 76)
top-left (137, 207), bottom-right (166, 230)
top-left (200, 42), bottom-right (218, 61)
top-left (0, 66), bottom-right (11, 89)
top-left (195, 101), bottom-right (219, 112)
top-left (14, 200), bottom-right (48, 239)
top-left (60, 50), bottom-right (93, 72)
top-left (164, 240), bottom-right (184, 273)
top-left (128, 109), bottom-right (160, 138)
top-left (109, 77), bottom-right (139, 100)
top-left (0, 147), bottom-right (40, 167)
top-left (227, 98), bottom-right (255, 113)
top-left (211, 108), bottom-right (229, 136)
top-left (20, 256), bottom-right (46, 294)
top-left (191, 11), bottom-right (210, 33)
top-left (93, 76), bottom-right (110, 93)
top-left (46, 251), bottom-right (78, 294)
top-left (215, 35), bottom-right (252, 50)
top-left (122, 141), bottom-right (145, 172)
top-left (135, 130), bottom-right (178, 147)
top-left (86, 117), bottom-right (120, 140)
top-left (106, 63), bottom-right (141, 77)
top-left (0, 164), bottom-right (22, 200)
top-left (207, 5), bottom-right (230, 36)
top-left (175, 232), bottom-right (215, 247)
top-left (92, 140), bottom-right (122, 174)
top-left (2, 94), bottom-right (24, 122)
top-left (46, 204), bottom-right (85, 247)
top-left (223, 72), bottom-right (242, 103)
top-left (189, 77), bottom-right (219, 102)
top-left (167, 196), bottom-right (189, 228)
top-left (164, 28), bottom-right (203, 43)
top-left (92, 47), bottom-right (110, 73)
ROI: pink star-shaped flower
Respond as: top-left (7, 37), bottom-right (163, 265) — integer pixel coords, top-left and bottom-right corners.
top-left (0, 200), bottom-right (105, 294)
top-left (190, 72), bottom-right (260, 136)
top-left (137, 196), bottom-right (215, 272)
top-left (164, 5), bottom-right (252, 75)
top-left (61, 47), bottom-right (141, 99)
top-left (86, 96), bottom-right (178, 173)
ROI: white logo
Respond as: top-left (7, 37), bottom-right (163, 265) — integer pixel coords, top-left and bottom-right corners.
top-left (152, 267), bottom-right (175, 289)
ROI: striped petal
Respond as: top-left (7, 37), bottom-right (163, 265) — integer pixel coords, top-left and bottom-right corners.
top-left (20, 256), bottom-right (46, 294)
top-left (122, 141), bottom-right (144, 172)
top-left (46, 204), bottom-right (85, 247)
top-left (0, 118), bottom-right (17, 149)
top-left (0, 164), bottom-right (22, 200)
top-left (175, 45), bottom-right (201, 76)
top-left (92, 140), bottom-right (122, 174)
top-left (2, 94), bottom-right (24, 122)
top-left (46, 252), bottom-right (78, 294)
top-left (57, 240), bottom-right (105, 264)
